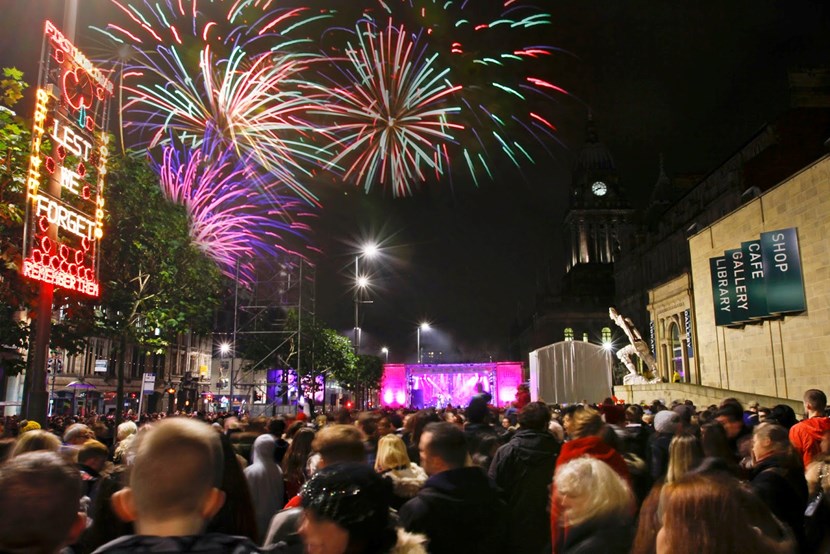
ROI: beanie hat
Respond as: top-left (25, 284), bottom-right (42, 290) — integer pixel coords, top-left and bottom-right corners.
top-left (301, 462), bottom-right (393, 540)
top-left (654, 410), bottom-right (680, 434)
top-left (19, 420), bottom-right (42, 434)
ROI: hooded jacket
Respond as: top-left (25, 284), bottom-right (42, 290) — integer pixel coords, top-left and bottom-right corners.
top-left (92, 532), bottom-right (265, 554)
top-left (398, 466), bottom-right (507, 554)
top-left (789, 416), bottom-right (830, 469)
top-left (489, 429), bottom-right (560, 554)
top-left (244, 434), bottom-right (284, 543)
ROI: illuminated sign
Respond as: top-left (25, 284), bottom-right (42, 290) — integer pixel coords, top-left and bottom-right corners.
top-left (21, 21), bottom-right (112, 297)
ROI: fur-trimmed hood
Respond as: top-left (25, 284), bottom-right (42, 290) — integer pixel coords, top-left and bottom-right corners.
top-left (389, 528), bottom-right (428, 554)
top-left (383, 463), bottom-right (428, 499)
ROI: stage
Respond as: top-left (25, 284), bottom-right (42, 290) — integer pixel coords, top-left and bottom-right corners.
top-left (380, 362), bottom-right (523, 409)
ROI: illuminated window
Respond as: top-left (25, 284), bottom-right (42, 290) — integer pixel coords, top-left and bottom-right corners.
top-left (601, 327), bottom-right (612, 343)
top-left (564, 328), bottom-right (574, 341)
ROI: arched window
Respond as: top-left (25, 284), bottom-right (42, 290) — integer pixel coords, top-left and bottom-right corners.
top-left (564, 328), bottom-right (574, 341)
top-left (601, 327), bottom-right (612, 343)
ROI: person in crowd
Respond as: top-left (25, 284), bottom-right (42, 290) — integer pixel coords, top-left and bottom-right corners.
top-left (554, 457), bottom-right (635, 554)
top-left (78, 439), bottom-right (110, 500)
top-left (245, 433), bottom-right (285, 543)
top-left (11, 428), bottom-right (62, 457)
top-left (790, 389), bottom-right (830, 469)
top-left (374, 434), bottom-right (427, 510)
top-left (0, 451), bottom-right (86, 554)
top-left (665, 433), bottom-right (703, 484)
top-left (551, 406), bottom-right (628, 549)
top-left (298, 463), bottom-right (427, 554)
top-left (464, 390), bottom-right (499, 460)
top-left (770, 404), bottom-right (799, 430)
top-left (619, 404), bottom-right (653, 504)
top-left (489, 401), bottom-right (560, 554)
top-left (64, 423), bottom-right (96, 446)
top-left (715, 401), bottom-right (752, 466)
top-left (358, 412), bottom-right (381, 468)
top-left (113, 421), bottom-right (137, 464)
top-left (655, 473), bottom-right (796, 554)
top-left (406, 410), bottom-right (441, 465)
top-left (697, 421), bottom-right (739, 475)
top-left (750, 422), bottom-right (808, 552)
top-left (377, 415), bottom-right (396, 438)
top-left (268, 417), bottom-right (290, 465)
top-left (206, 432), bottom-right (259, 542)
top-left (399, 422), bottom-right (507, 554)
top-left (94, 417), bottom-right (262, 553)
top-left (649, 410), bottom-right (679, 481)
top-left (282, 427), bottom-right (315, 500)
top-left (264, 424), bottom-right (367, 547)
top-left (804, 452), bottom-right (830, 552)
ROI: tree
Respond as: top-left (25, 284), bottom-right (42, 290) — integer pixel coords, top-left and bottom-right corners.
top-left (98, 152), bottom-right (223, 424)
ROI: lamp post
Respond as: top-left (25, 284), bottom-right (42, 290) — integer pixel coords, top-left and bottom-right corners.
top-left (353, 243), bottom-right (378, 354)
top-left (416, 322), bottom-right (431, 364)
top-left (381, 347), bottom-right (389, 363)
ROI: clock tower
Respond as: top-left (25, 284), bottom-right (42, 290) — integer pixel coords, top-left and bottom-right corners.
top-left (564, 116), bottom-right (633, 273)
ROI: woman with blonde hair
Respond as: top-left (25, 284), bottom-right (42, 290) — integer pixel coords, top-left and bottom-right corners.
top-left (554, 457), bottom-right (635, 553)
top-left (375, 434), bottom-right (427, 509)
top-left (665, 433), bottom-right (703, 484)
top-left (11, 430), bottom-right (61, 458)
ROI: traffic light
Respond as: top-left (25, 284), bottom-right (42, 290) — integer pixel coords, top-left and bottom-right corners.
top-left (129, 393), bottom-right (136, 399)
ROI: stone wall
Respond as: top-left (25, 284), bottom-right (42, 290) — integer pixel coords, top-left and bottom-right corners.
top-left (615, 382), bottom-right (803, 414)
top-left (687, 154), bottom-right (830, 402)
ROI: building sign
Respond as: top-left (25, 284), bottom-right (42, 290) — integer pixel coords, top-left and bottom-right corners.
top-left (709, 227), bottom-right (806, 326)
top-left (761, 228), bottom-right (807, 314)
top-left (684, 309), bottom-right (694, 359)
top-left (21, 21), bottom-right (113, 297)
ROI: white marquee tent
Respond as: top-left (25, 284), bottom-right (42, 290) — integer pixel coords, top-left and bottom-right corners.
top-left (529, 341), bottom-right (614, 404)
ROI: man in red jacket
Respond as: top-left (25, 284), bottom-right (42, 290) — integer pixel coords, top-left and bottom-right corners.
top-left (789, 389), bottom-right (830, 468)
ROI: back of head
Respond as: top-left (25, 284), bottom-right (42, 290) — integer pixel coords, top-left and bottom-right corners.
top-left (804, 389), bottom-right (827, 413)
top-left (554, 457), bottom-right (633, 526)
top-left (518, 402), bottom-right (551, 431)
top-left (0, 451), bottom-right (82, 553)
top-left (116, 421), bottom-right (138, 442)
top-left (11, 429), bottom-right (62, 457)
top-left (569, 406), bottom-right (603, 439)
top-left (666, 433), bottom-right (703, 483)
top-left (357, 412), bottom-right (379, 437)
top-left (64, 423), bottom-right (94, 445)
top-left (768, 404), bottom-right (798, 429)
top-left (659, 473), bottom-right (793, 554)
top-left (268, 417), bottom-right (287, 438)
top-left (625, 404), bottom-right (643, 424)
top-left (302, 463), bottom-right (396, 553)
top-left (78, 439), bottom-right (109, 466)
top-left (422, 422), bottom-right (467, 469)
top-left (130, 418), bottom-right (223, 521)
top-left (375, 434), bottom-right (411, 472)
top-left (312, 424), bottom-right (366, 466)
top-left (715, 402), bottom-right (743, 424)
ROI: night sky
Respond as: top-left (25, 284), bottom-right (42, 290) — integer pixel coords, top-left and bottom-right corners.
top-left (2, 1), bottom-right (829, 363)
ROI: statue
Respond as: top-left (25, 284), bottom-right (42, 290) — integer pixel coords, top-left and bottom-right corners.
top-left (609, 307), bottom-right (660, 385)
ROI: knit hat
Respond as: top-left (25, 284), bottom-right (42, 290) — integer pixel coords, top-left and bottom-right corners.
top-left (653, 410), bottom-right (680, 434)
top-left (18, 420), bottom-right (42, 434)
top-left (301, 462), bottom-right (393, 539)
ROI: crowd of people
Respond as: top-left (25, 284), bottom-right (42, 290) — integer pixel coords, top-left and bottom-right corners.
top-left (1, 385), bottom-right (829, 554)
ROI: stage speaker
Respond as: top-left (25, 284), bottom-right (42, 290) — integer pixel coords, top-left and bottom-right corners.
top-left (411, 389), bottom-right (424, 409)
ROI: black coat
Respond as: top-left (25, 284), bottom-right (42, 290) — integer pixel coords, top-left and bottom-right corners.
top-left (559, 515), bottom-right (634, 554)
top-left (750, 455), bottom-right (808, 552)
top-left (399, 466), bottom-right (507, 554)
top-left (489, 429), bottom-right (560, 554)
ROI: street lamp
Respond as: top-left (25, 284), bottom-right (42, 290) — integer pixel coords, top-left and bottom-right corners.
top-left (381, 347), bottom-right (389, 362)
top-left (219, 342), bottom-right (234, 412)
top-left (416, 322), bottom-right (431, 364)
top-left (353, 242), bottom-right (378, 354)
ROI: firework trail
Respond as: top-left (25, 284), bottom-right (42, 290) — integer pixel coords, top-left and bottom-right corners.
top-left (156, 136), bottom-right (315, 283)
top-left (314, 19), bottom-right (463, 197)
top-left (96, 0), bottom-right (333, 206)
top-left (361, 0), bottom-right (574, 185)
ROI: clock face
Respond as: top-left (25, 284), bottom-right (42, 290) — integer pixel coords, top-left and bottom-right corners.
top-left (592, 181), bottom-right (608, 196)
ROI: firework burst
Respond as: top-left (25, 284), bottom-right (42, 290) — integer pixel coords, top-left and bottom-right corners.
top-left (96, 1), bottom-right (334, 206)
top-left (156, 137), bottom-right (314, 283)
top-left (314, 19), bottom-right (462, 196)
